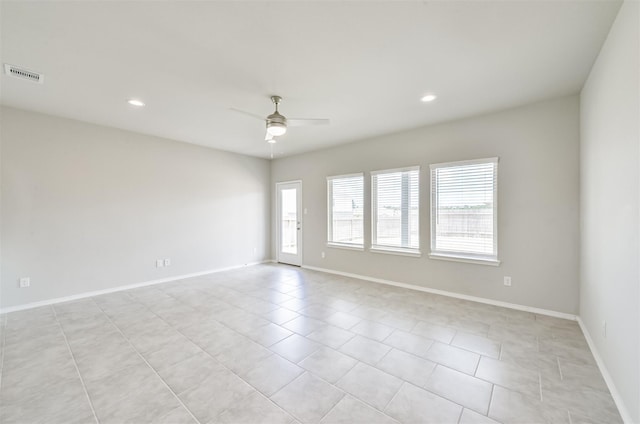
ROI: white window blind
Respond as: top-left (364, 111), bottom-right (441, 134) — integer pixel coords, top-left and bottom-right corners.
top-left (327, 174), bottom-right (364, 247)
top-left (372, 167), bottom-right (420, 253)
top-left (430, 158), bottom-right (498, 263)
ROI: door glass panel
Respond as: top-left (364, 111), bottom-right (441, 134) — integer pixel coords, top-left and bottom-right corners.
top-left (281, 188), bottom-right (297, 254)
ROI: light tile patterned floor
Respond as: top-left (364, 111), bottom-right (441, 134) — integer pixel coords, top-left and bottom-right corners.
top-left (0, 264), bottom-right (623, 423)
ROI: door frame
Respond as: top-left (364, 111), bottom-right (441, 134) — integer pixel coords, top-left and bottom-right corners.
top-left (276, 180), bottom-right (303, 266)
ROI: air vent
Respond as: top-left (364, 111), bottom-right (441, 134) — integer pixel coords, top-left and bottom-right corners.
top-left (4, 64), bottom-right (44, 84)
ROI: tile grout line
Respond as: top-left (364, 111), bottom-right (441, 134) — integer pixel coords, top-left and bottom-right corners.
top-left (314, 393), bottom-right (345, 424)
top-left (381, 380), bottom-right (406, 414)
top-left (422, 361), bottom-right (439, 385)
top-left (314, 391), bottom-right (348, 424)
top-left (473, 354), bottom-right (482, 376)
top-left (90, 298), bottom-right (203, 424)
top-left (455, 405), bottom-right (465, 424)
top-left (538, 372), bottom-right (543, 402)
top-left (51, 305), bottom-right (100, 424)
top-left (486, 384), bottom-right (496, 419)
top-left (373, 345), bottom-right (394, 366)
top-left (415, 364), bottom-right (495, 419)
top-left (0, 313), bottom-right (6, 392)
top-left (557, 356), bottom-right (564, 380)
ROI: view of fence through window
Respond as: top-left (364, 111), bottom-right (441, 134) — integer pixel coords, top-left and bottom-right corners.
top-left (373, 168), bottom-right (420, 250)
top-left (431, 159), bottom-right (497, 258)
top-left (328, 175), bottom-right (364, 245)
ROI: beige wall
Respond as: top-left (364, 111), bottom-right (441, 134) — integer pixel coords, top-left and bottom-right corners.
top-left (272, 95), bottom-right (580, 314)
top-left (580, 1), bottom-right (639, 422)
top-left (0, 106), bottom-right (271, 309)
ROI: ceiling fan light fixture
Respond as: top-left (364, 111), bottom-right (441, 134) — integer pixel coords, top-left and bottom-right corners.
top-left (267, 121), bottom-right (287, 136)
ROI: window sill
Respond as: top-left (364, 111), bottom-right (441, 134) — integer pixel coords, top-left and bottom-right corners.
top-left (429, 253), bottom-right (501, 266)
top-left (327, 242), bottom-right (364, 251)
top-left (370, 246), bottom-right (421, 258)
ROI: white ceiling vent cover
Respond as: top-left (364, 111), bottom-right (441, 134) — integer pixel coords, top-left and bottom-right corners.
top-left (4, 64), bottom-right (44, 84)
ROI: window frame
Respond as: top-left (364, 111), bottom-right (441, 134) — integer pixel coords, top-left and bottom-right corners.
top-left (327, 172), bottom-right (365, 250)
top-left (371, 166), bottom-right (421, 257)
top-left (429, 157), bottom-right (500, 266)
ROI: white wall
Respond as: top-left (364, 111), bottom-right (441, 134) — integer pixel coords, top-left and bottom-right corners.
top-left (0, 106), bottom-right (271, 309)
top-left (272, 95), bottom-right (580, 314)
top-left (580, 1), bottom-right (639, 422)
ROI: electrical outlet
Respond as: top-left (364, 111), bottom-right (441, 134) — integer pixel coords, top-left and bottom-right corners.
top-left (321, 251), bottom-right (325, 259)
top-left (156, 259), bottom-right (164, 268)
top-left (504, 276), bottom-right (512, 286)
top-left (19, 277), bottom-right (30, 288)
top-left (164, 258), bottom-right (171, 267)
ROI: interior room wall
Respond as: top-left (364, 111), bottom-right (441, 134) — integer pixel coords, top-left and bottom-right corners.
top-left (579, 1), bottom-right (639, 422)
top-left (0, 106), bottom-right (271, 309)
top-left (271, 95), bottom-right (580, 315)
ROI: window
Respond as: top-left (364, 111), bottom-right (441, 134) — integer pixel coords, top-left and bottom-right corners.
top-left (371, 167), bottom-right (420, 255)
top-left (327, 173), bottom-right (364, 248)
top-left (430, 158), bottom-right (499, 265)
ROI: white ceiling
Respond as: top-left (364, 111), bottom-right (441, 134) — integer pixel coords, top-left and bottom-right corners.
top-left (0, 1), bottom-right (621, 159)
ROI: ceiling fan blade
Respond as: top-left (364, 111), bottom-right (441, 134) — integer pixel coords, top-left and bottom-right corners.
top-left (287, 118), bottom-right (330, 127)
top-left (265, 132), bottom-right (276, 143)
top-left (229, 107), bottom-right (265, 121)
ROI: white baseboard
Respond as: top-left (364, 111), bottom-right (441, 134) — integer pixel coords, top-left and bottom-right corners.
top-left (0, 260), bottom-right (270, 314)
top-left (301, 264), bottom-right (577, 321)
top-left (577, 317), bottom-right (634, 424)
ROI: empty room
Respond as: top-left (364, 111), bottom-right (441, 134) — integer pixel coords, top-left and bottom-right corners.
top-left (0, 1), bottom-right (638, 423)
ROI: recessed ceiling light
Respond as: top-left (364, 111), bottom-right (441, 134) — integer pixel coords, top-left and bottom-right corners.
top-left (421, 94), bottom-right (437, 102)
top-left (127, 99), bottom-right (145, 107)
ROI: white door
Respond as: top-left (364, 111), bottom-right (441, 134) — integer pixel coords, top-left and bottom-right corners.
top-left (277, 181), bottom-right (302, 266)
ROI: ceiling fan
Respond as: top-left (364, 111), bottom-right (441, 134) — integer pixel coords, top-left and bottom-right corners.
top-left (231, 95), bottom-right (330, 143)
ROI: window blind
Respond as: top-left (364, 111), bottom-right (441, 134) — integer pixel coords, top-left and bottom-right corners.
top-left (372, 167), bottom-right (419, 251)
top-left (430, 158), bottom-right (498, 260)
top-left (327, 174), bottom-right (364, 246)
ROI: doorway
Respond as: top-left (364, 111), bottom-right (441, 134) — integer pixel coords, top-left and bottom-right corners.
top-left (276, 181), bottom-right (302, 266)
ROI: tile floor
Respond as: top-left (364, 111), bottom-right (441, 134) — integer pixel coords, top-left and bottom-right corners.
top-left (0, 264), bottom-right (623, 424)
